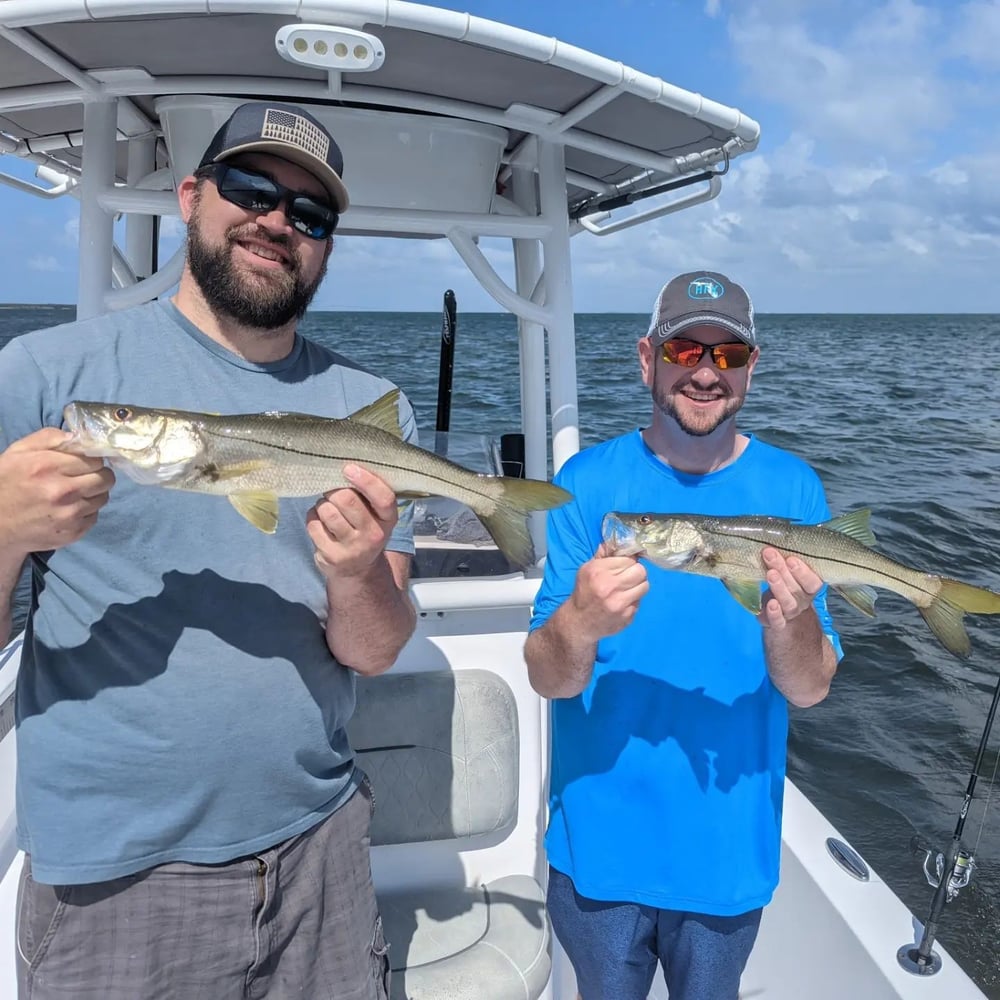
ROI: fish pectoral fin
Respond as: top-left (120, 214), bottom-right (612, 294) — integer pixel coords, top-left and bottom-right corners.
top-left (823, 508), bottom-right (877, 547)
top-left (211, 460), bottom-right (270, 480)
top-left (722, 579), bottom-right (763, 615)
top-left (833, 583), bottom-right (879, 618)
top-left (229, 492), bottom-right (279, 534)
top-left (349, 389), bottom-right (403, 438)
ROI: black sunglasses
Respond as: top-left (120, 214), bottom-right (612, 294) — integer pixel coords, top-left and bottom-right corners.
top-left (202, 162), bottom-right (339, 240)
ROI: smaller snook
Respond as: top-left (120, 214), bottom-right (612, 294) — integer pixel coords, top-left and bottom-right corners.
top-left (60, 391), bottom-right (571, 568)
top-left (602, 509), bottom-right (1000, 658)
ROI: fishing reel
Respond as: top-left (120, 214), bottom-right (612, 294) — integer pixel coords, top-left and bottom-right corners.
top-left (910, 836), bottom-right (976, 902)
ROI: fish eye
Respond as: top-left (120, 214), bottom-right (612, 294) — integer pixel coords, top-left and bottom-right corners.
top-left (113, 407), bottom-right (132, 422)
top-left (639, 515), bottom-right (652, 525)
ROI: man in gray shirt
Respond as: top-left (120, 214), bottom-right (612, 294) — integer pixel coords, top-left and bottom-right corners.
top-left (0, 101), bottom-right (414, 1000)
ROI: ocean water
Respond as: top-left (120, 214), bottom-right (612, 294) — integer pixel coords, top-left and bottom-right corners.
top-left (2, 305), bottom-right (999, 995)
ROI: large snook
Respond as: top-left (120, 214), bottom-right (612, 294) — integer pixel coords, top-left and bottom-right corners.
top-left (60, 391), bottom-right (571, 568)
top-left (602, 509), bottom-right (1000, 658)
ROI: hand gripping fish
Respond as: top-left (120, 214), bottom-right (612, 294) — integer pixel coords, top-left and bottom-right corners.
top-left (60, 391), bottom-right (571, 569)
top-left (602, 509), bottom-right (1000, 658)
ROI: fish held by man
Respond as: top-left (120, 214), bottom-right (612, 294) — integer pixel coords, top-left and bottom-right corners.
top-left (60, 390), bottom-right (571, 568)
top-left (602, 508), bottom-right (1000, 658)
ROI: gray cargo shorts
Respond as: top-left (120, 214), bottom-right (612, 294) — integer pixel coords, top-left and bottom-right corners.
top-left (16, 774), bottom-right (389, 1000)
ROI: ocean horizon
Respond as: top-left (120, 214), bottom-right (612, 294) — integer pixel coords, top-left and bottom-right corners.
top-left (2, 301), bottom-right (1000, 316)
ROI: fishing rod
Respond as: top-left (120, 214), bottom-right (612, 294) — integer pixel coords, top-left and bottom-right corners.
top-left (434, 289), bottom-right (457, 459)
top-left (897, 667), bottom-right (1000, 975)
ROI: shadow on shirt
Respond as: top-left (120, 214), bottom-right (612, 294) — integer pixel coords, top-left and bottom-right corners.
top-left (552, 668), bottom-right (781, 795)
top-left (18, 567), bottom-right (337, 719)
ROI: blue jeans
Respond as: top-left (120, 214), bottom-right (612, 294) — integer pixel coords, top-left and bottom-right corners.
top-left (547, 866), bottom-right (762, 1000)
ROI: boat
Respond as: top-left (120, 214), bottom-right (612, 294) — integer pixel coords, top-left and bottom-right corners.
top-left (0, 3), bottom-right (989, 997)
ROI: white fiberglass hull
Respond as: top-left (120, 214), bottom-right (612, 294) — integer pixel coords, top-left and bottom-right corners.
top-left (0, 625), bottom-right (986, 1000)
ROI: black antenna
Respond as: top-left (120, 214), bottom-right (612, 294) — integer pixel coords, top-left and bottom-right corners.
top-left (898, 669), bottom-right (1000, 975)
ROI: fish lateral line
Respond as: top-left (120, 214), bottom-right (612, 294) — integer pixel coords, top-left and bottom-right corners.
top-left (199, 425), bottom-right (563, 509)
top-left (693, 524), bottom-right (943, 603)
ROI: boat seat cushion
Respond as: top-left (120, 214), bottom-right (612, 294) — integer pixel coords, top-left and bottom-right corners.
top-left (349, 669), bottom-right (519, 845)
top-left (380, 873), bottom-right (550, 1000)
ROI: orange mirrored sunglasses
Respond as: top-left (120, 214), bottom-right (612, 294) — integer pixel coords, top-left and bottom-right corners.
top-left (661, 338), bottom-right (752, 370)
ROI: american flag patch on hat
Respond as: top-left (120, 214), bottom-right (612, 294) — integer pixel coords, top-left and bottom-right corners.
top-left (261, 108), bottom-right (330, 163)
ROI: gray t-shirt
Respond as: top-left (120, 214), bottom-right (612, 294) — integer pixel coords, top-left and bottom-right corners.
top-left (0, 300), bottom-right (415, 884)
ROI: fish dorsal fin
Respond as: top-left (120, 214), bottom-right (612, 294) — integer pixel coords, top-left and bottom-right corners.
top-left (229, 492), bottom-right (279, 534)
top-left (822, 508), bottom-right (877, 547)
top-left (722, 578), bottom-right (764, 615)
top-left (349, 389), bottom-right (402, 438)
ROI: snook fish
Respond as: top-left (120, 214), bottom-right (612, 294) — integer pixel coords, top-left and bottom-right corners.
top-left (602, 509), bottom-right (1000, 658)
top-left (60, 391), bottom-right (571, 568)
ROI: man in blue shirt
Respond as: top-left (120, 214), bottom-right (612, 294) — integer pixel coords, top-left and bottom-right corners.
top-left (525, 271), bottom-right (840, 1000)
top-left (0, 102), bottom-right (414, 999)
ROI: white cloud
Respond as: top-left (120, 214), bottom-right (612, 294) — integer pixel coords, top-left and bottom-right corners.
top-left (949, 0), bottom-right (1000, 70)
top-left (27, 255), bottom-right (60, 272)
top-left (646, 0), bottom-right (999, 311)
top-left (729, 0), bottom-right (957, 154)
top-left (560, 124), bottom-right (1000, 313)
top-left (59, 216), bottom-right (79, 249)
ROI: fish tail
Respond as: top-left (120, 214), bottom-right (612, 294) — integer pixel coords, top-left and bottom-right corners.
top-left (918, 579), bottom-right (1000, 659)
top-left (479, 478), bottom-right (572, 569)
top-left (937, 578), bottom-right (1000, 615)
top-left (918, 601), bottom-right (972, 658)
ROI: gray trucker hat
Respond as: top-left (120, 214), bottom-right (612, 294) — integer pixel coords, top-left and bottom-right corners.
top-left (198, 101), bottom-right (349, 212)
top-left (646, 271), bottom-right (756, 347)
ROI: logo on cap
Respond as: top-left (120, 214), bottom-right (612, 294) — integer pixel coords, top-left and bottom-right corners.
top-left (261, 108), bottom-right (330, 162)
top-left (688, 277), bottom-right (724, 300)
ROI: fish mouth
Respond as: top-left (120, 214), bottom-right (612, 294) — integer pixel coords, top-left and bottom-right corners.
top-left (59, 402), bottom-right (119, 457)
top-left (601, 513), bottom-right (645, 557)
top-left (59, 402), bottom-right (94, 453)
top-left (62, 402), bottom-right (82, 435)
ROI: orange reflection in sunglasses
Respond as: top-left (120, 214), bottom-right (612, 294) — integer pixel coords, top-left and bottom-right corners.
top-left (661, 338), bottom-right (752, 370)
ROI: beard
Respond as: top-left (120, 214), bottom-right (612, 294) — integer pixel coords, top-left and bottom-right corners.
top-left (652, 365), bottom-right (747, 437)
top-left (186, 202), bottom-right (329, 331)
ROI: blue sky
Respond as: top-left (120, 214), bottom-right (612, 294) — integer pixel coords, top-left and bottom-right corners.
top-left (1, 0), bottom-right (998, 312)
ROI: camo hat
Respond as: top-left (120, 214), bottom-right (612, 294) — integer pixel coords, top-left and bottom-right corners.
top-left (198, 101), bottom-right (349, 212)
top-left (646, 270), bottom-right (756, 347)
